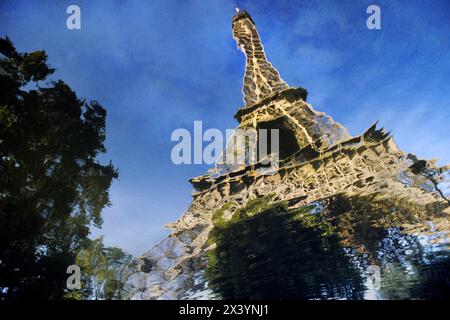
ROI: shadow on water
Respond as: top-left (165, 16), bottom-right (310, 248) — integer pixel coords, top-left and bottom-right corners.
top-left (205, 195), bottom-right (450, 300)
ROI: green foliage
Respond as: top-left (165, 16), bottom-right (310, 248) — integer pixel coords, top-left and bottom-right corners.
top-left (211, 194), bottom-right (280, 227)
top-left (237, 194), bottom-right (282, 219)
top-left (0, 37), bottom-right (118, 300)
top-left (206, 192), bottom-right (450, 299)
top-left (211, 201), bottom-right (237, 227)
top-left (205, 197), bottom-right (363, 299)
top-left (289, 205), bottom-right (335, 237)
top-left (65, 237), bottom-right (132, 300)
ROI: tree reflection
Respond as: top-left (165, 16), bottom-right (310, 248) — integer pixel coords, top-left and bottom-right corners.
top-left (206, 193), bottom-right (450, 299)
top-left (206, 199), bottom-right (364, 299)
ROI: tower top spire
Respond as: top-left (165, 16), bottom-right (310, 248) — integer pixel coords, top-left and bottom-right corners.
top-left (232, 10), bottom-right (290, 106)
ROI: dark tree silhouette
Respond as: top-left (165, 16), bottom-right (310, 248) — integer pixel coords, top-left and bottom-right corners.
top-left (0, 37), bottom-right (118, 300)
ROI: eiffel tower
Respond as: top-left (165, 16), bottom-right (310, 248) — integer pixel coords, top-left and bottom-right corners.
top-left (122, 10), bottom-right (449, 300)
